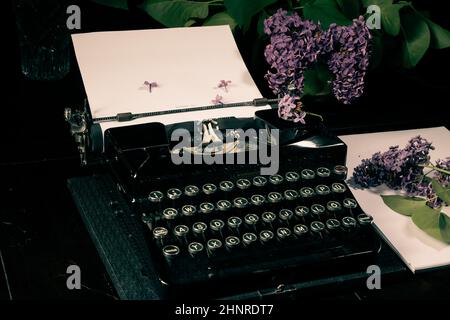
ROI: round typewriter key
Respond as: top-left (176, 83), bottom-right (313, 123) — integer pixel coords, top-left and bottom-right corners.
top-left (333, 165), bottom-right (348, 178)
top-left (300, 187), bottom-right (315, 198)
top-left (202, 183), bottom-right (217, 195)
top-left (327, 201), bottom-right (342, 212)
top-left (162, 208), bottom-right (178, 220)
top-left (301, 169), bottom-right (315, 180)
top-left (315, 185), bottom-right (331, 196)
top-left (252, 176), bottom-right (268, 187)
top-left (357, 214), bottom-right (373, 225)
top-left (174, 224), bottom-right (189, 237)
top-left (311, 204), bottom-right (326, 216)
top-left (342, 216), bottom-right (357, 228)
top-left (279, 209), bottom-right (294, 222)
top-left (149, 191), bottom-right (164, 203)
top-left (236, 178), bottom-right (251, 190)
top-left (210, 219), bottom-right (225, 232)
top-left (199, 202), bottom-right (215, 214)
top-left (242, 232), bottom-right (258, 246)
top-left (217, 200), bottom-right (232, 212)
top-left (310, 221), bottom-right (325, 233)
top-left (284, 189), bottom-right (298, 201)
top-left (250, 194), bottom-right (265, 206)
top-left (294, 224), bottom-right (309, 236)
top-left (153, 227), bottom-right (168, 240)
top-left (285, 171), bottom-right (300, 182)
top-left (192, 222), bottom-right (207, 235)
top-left (219, 180), bottom-right (234, 192)
top-left (167, 188), bottom-right (182, 200)
top-left (188, 242), bottom-right (204, 256)
top-left (343, 198), bottom-right (358, 209)
top-left (326, 218), bottom-right (341, 230)
top-left (259, 230), bottom-right (274, 243)
top-left (269, 174), bottom-right (284, 185)
top-left (277, 227), bottom-right (291, 240)
top-left (267, 192), bottom-right (282, 203)
top-left (233, 197), bottom-right (248, 208)
top-left (162, 245), bottom-right (180, 257)
top-left (184, 185), bottom-right (200, 197)
top-left (244, 214), bottom-right (259, 226)
top-left (317, 167), bottom-right (331, 178)
top-left (331, 182), bottom-right (347, 193)
top-left (181, 204), bottom-right (197, 217)
top-left (295, 206), bottom-right (310, 218)
top-left (207, 239), bottom-right (223, 253)
top-left (262, 211), bottom-right (276, 224)
top-left (227, 216), bottom-right (242, 230)
top-left (225, 236), bottom-right (240, 249)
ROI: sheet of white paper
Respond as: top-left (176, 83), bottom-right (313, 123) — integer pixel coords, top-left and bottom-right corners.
top-left (339, 127), bottom-right (450, 272)
top-left (71, 26), bottom-right (270, 133)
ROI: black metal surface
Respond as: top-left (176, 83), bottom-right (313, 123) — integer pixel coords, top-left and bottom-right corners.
top-left (67, 174), bottom-right (163, 299)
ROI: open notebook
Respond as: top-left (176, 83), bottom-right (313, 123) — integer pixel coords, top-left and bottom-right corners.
top-left (340, 127), bottom-right (450, 272)
top-left (71, 26), bottom-right (270, 135)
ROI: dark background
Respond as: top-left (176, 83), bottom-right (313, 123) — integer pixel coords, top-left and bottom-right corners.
top-left (1, 0), bottom-right (449, 299)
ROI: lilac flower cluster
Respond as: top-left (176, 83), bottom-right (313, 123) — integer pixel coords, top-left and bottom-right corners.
top-left (277, 94), bottom-right (306, 123)
top-left (327, 17), bottom-right (371, 104)
top-left (352, 136), bottom-right (450, 208)
top-left (263, 9), bottom-right (371, 104)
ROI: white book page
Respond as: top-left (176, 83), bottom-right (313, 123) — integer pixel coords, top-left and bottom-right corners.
top-left (71, 26), bottom-right (270, 133)
top-left (339, 127), bottom-right (450, 272)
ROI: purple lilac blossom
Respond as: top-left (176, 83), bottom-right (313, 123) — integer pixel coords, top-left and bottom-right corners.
top-left (218, 80), bottom-right (232, 92)
top-left (263, 9), bottom-right (371, 104)
top-left (211, 94), bottom-right (223, 104)
top-left (143, 81), bottom-right (158, 92)
top-left (277, 94), bottom-right (306, 124)
top-left (352, 136), bottom-right (450, 208)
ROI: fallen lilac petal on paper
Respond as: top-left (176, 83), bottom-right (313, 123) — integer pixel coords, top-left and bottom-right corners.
top-left (217, 80), bottom-right (232, 92)
top-left (143, 81), bottom-right (158, 92)
top-left (212, 94), bottom-right (223, 104)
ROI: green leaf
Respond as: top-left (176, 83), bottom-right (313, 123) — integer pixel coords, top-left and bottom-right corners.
top-left (90, 0), bottom-right (128, 10)
top-left (336, 0), bottom-right (361, 20)
top-left (401, 12), bottom-right (430, 68)
top-left (303, 64), bottom-right (332, 96)
top-left (203, 12), bottom-right (237, 30)
top-left (303, 0), bottom-right (352, 28)
top-left (257, 11), bottom-right (269, 36)
top-left (381, 195), bottom-right (428, 216)
top-left (432, 179), bottom-right (450, 205)
top-left (439, 213), bottom-right (450, 243)
top-left (185, 19), bottom-right (196, 27)
top-left (299, 0), bottom-right (316, 5)
top-left (140, 0), bottom-right (209, 28)
top-left (424, 19), bottom-right (450, 49)
top-left (411, 206), bottom-right (447, 242)
top-left (381, 3), bottom-right (409, 36)
top-left (224, 0), bottom-right (277, 31)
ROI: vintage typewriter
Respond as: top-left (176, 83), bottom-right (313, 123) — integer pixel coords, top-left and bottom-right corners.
top-left (66, 27), bottom-right (381, 299)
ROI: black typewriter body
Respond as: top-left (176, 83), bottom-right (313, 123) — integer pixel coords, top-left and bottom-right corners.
top-left (67, 109), bottom-right (381, 299)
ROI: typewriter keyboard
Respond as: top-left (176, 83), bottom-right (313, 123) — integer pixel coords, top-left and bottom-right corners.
top-left (140, 164), bottom-right (379, 287)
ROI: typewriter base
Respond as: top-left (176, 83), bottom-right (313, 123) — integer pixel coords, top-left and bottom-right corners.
top-left (68, 173), bottom-right (408, 300)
